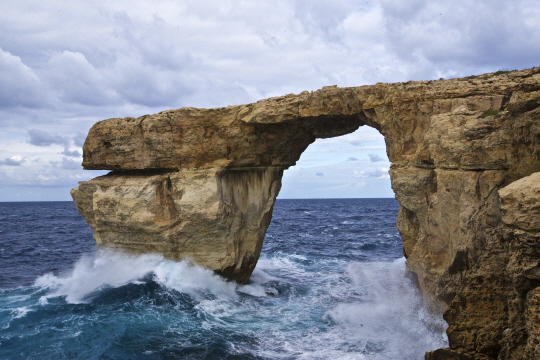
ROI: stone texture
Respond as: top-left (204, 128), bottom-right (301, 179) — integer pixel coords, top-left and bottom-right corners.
top-left (425, 348), bottom-right (474, 360)
top-left (499, 172), bottom-right (540, 232)
top-left (72, 67), bottom-right (540, 359)
top-left (71, 168), bottom-right (282, 283)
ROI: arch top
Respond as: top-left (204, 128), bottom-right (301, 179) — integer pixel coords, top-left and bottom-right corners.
top-left (82, 67), bottom-right (540, 173)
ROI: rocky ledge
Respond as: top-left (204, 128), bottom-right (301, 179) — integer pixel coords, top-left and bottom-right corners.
top-left (72, 67), bottom-right (540, 359)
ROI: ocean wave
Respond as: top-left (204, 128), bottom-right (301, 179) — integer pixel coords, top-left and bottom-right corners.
top-left (33, 250), bottom-right (240, 304)
top-left (319, 258), bottom-right (447, 359)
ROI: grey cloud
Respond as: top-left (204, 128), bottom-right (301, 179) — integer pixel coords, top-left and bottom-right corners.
top-left (0, 48), bottom-right (48, 108)
top-left (0, 157), bottom-right (25, 166)
top-left (3, 0), bottom-right (534, 123)
top-left (292, 0), bottom-right (351, 44)
top-left (44, 49), bottom-right (193, 108)
top-left (347, 157), bottom-right (359, 161)
top-left (110, 12), bottom-right (195, 72)
top-left (316, 172), bottom-right (324, 176)
top-left (380, 0), bottom-right (540, 76)
top-left (0, 1), bottom-right (373, 114)
top-left (368, 154), bottom-right (384, 162)
top-left (110, 58), bottom-right (193, 107)
top-left (28, 129), bottom-right (69, 147)
top-left (61, 147), bottom-right (81, 157)
top-left (43, 51), bottom-right (119, 106)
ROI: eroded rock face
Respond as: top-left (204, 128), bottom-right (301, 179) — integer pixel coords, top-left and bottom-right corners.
top-left (73, 67), bottom-right (540, 359)
top-left (71, 168), bottom-right (282, 283)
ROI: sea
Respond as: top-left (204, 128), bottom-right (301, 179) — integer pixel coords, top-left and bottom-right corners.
top-left (0, 199), bottom-right (447, 359)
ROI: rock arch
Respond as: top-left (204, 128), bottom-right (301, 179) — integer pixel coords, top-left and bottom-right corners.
top-left (72, 67), bottom-right (540, 359)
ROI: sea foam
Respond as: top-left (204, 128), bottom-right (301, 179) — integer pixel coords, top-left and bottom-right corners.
top-left (25, 251), bottom-right (447, 359)
top-left (33, 250), bottom-right (237, 304)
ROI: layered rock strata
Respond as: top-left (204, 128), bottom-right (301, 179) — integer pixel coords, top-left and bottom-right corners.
top-left (71, 168), bottom-right (282, 283)
top-left (72, 67), bottom-right (540, 359)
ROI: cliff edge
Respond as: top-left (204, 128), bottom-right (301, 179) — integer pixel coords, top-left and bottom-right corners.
top-left (72, 67), bottom-right (540, 359)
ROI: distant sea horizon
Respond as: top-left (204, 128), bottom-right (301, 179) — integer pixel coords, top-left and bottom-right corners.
top-left (0, 197), bottom-right (396, 203)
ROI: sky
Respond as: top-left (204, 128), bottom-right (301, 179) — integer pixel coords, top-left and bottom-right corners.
top-left (0, 0), bottom-right (539, 201)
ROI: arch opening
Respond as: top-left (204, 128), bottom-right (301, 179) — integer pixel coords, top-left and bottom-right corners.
top-left (278, 125), bottom-right (393, 199)
top-left (256, 127), bottom-right (448, 358)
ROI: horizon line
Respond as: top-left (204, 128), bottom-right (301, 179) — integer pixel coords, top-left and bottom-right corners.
top-left (0, 197), bottom-right (396, 203)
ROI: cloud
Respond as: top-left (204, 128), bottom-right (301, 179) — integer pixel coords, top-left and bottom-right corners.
top-left (0, 155), bottom-right (25, 166)
top-left (353, 167), bottom-right (389, 179)
top-left (347, 157), bottom-right (359, 161)
top-left (44, 51), bottom-right (119, 106)
top-left (379, 0), bottom-right (540, 76)
top-left (368, 154), bottom-right (384, 162)
top-left (0, 48), bottom-right (48, 108)
top-left (28, 129), bottom-right (69, 147)
top-left (291, 0), bottom-right (352, 44)
top-left (315, 172), bottom-right (324, 176)
top-left (61, 147), bottom-right (81, 157)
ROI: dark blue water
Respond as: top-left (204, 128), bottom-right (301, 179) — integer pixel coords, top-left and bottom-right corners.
top-left (0, 199), bottom-right (447, 359)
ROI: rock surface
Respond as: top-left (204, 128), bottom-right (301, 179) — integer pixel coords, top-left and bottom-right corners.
top-left (73, 67), bottom-right (540, 359)
top-left (71, 168), bottom-right (282, 283)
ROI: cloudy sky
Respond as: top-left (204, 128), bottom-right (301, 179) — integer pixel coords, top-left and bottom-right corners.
top-left (0, 0), bottom-right (539, 201)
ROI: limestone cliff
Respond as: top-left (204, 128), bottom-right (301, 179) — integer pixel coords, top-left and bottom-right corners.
top-left (72, 67), bottom-right (540, 359)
